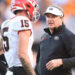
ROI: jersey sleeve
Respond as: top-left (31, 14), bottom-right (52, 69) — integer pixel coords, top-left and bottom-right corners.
top-left (12, 17), bottom-right (32, 31)
top-left (1, 20), bottom-right (9, 30)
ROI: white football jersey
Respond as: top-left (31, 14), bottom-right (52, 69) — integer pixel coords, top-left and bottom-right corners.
top-left (1, 16), bottom-right (34, 68)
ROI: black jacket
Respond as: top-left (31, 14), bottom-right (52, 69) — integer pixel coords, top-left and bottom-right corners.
top-left (0, 54), bottom-right (7, 75)
top-left (35, 24), bottom-right (75, 75)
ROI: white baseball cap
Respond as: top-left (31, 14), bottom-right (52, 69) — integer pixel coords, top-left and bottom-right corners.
top-left (44, 5), bottom-right (64, 17)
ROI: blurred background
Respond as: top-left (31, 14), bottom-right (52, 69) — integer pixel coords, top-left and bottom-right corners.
top-left (0, 0), bottom-right (75, 74)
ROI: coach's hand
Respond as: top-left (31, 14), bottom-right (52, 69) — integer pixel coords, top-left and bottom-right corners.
top-left (46, 59), bottom-right (63, 70)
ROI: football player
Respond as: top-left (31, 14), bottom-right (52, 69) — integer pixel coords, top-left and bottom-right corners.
top-left (1, 0), bottom-right (40, 75)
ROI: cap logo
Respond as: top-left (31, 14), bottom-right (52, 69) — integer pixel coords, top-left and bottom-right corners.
top-left (49, 8), bottom-right (53, 10)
